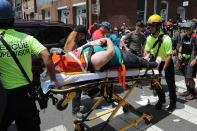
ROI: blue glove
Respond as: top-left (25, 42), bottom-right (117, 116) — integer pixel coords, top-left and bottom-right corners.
top-left (41, 82), bottom-right (58, 94)
top-left (48, 82), bottom-right (58, 89)
top-left (161, 70), bottom-right (165, 77)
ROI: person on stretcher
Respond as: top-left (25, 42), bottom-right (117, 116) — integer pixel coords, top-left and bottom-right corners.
top-left (50, 38), bottom-right (161, 116)
top-left (52, 38), bottom-right (161, 72)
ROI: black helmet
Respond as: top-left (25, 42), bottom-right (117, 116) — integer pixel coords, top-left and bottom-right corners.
top-left (75, 25), bottom-right (87, 34)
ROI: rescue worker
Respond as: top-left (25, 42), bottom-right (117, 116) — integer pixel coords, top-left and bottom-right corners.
top-left (64, 25), bottom-right (87, 53)
top-left (64, 25), bottom-right (88, 115)
top-left (144, 14), bottom-right (177, 112)
top-left (178, 21), bottom-right (197, 100)
top-left (0, 0), bottom-right (57, 130)
top-left (92, 21), bottom-right (112, 40)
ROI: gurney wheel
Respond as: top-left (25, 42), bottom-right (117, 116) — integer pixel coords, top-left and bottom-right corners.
top-left (144, 118), bottom-right (152, 125)
top-left (123, 106), bottom-right (129, 113)
top-left (56, 99), bottom-right (68, 111)
top-left (122, 105), bottom-right (133, 113)
top-left (74, 124), bottom-right (84, 131)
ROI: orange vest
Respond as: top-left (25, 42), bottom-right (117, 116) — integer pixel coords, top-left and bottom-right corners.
top-left (52, 52), bottom-right (88, 73)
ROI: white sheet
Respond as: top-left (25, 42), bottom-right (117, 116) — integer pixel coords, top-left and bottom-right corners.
top-left (41, 69), bottom-right (159, 93)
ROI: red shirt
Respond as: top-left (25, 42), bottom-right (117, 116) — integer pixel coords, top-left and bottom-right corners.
top-left (92, 28), bottom-right (104, 40)
top-left (88, 25), bottom-right (94, 35)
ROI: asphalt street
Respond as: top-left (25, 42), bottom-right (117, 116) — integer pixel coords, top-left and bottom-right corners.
top-left (8, 74), bottom-right (197, 131)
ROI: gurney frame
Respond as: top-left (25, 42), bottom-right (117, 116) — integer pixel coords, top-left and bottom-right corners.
top-left (50, 68), bottom-right (163, 131)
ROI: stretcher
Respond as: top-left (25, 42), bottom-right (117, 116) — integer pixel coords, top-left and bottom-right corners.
top-left (41, 66), bottom-right (163, 131)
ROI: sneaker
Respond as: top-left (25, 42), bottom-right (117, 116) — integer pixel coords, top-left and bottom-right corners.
top-left (79, 105), bottom-right (87, 114)
top-left (167, 104), bottom-right (176, 112)
top-left (155, 56), bottom-right (162, 67)
top-left (179, 91), bottom-right (189, 97)
top-left (72, 112), bottom-right (83, 118)
top-left (185, 94), bottom-right (195, 100)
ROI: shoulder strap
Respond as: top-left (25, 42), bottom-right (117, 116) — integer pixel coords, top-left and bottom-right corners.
top-left (152, 34), bottom-right (164, 49)
top-left (0, 32), bottom-right (31, 84)
top-left (155, 34), bottom-right (165, 58)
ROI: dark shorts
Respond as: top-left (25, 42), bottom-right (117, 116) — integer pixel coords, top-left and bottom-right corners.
top-left (184, 61), bottom-right (196, 78)
top-left (182, 55), bottom-right (197, 78)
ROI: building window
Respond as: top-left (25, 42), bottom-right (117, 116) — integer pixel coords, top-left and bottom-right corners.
top-left (59, 9), bottom-right (69, 24)
top-left (177, 7), bottom-right (185, 21)
top-left (44, 8), bottom-right (51, 21)
top-left (137, 0), bottom-right (145, 22)
top-left (76, 6), bottom-right (87, 26)
top-left (160, 1), bottom-right (168, 21)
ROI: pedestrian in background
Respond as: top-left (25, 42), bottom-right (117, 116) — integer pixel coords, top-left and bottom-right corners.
top-left (92, 21), bottom-right (112, 40)
top-left (120, 29), bottom-right (131, 49)
top-left (121, 21), bottom-right (146, 57)
top-left (88, 22), bottom-right (98, 37)
top-left (178, 22), bottom-right (197, 100)
top-left (0, 1), bottom-right (57, 130)
top-left (144, 26), bottom-right (151, 37)
top-left (120, 22), bottom-right (126, 34)
top-left (109, 26), bottom-right (122, 48)
top-left (64, 25), bottom-right (87, 53)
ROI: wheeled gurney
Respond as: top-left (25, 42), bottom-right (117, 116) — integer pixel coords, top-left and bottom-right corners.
top-left (41, 66), bottom-right (163, 131)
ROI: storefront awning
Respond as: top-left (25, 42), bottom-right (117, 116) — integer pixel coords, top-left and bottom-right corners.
top-left (57, 5), bottom-right (68, 10)
top-left (72, 2), bottom-right (86, 7)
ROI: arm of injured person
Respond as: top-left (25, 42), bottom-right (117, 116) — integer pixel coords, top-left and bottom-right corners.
top-left (90, 38), bottom-right (115, 71)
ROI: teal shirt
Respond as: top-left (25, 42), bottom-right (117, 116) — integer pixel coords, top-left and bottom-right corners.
top-left (84, 45), bottom-right (123, 66)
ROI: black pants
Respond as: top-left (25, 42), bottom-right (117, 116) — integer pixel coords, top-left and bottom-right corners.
top-left (121, 50), bottom-right (158, 68)
top-left (72, 90), bottom-right (82, 114)
top-left (0, 82), bottom-right (6, 123)
top-left (0, 85), bottom-right (41, 131)
top-left (156, 60), bottom-right (177, 103)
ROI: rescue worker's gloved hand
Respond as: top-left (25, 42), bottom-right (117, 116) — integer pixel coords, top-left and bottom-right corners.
top-left (48, 82), bottom-right (58, 89)
top-left (41, 81), bottom-right (58, 94)
top-left (161, 70), bottom-right (165, 77)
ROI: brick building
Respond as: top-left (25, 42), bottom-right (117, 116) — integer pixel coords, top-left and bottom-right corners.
top-left (21, 0), bottom-right (37, 20)
top-left (97, 0), bottom-right (197, 27)
top-left (36, 0), bottom-right (87, 25)
top-left (34, 0), bottom-right (197, 27)
top-left (12, 0), bottom-right (23, 19)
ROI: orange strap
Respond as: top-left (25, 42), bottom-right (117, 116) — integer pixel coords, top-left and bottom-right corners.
top-left (60, 55), bottom-right (66, 72)
top-left (118, 66), bottom-right (122, 83)
top-left (121, 64), bottom-right (126, 90)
